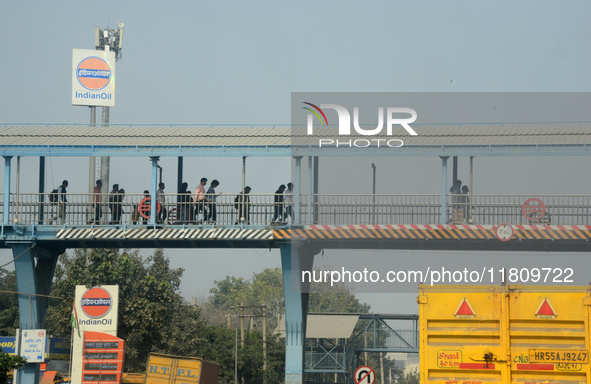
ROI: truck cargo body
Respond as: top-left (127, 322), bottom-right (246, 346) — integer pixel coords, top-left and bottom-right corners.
top-left (418, 285), bottom-right (591, 384)
top-left (145, 353), bottom-right (220, 384)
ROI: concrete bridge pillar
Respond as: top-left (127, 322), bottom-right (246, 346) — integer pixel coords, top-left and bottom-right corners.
top-left (11, 244), bottom-right (62, 384)
top-left (280, 243), bottom-right (318, 384)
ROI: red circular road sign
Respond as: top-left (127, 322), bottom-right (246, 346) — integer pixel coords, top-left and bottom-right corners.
top-left (81, 287), bottom-right (112, 318)
top-left (354, 366), bottom-right (376, 384)
top-left (494, 223), bottom-right (514, 242)
top-left (138, 197), bottom-right (161, 219)
top-left (522, 198), bottom-right (546, 221)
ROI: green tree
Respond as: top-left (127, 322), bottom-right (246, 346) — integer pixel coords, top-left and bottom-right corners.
top-left (45, 248), bottom-right (204, 372)
top-left (191, 325), bottom-right (284, 384)
top-left (208, 267), bottom-right (370, 330)
top-left (0, 348), bottom-right (26, 384)
top-left (0, 270), bottom-right (19, 336)
top-left (398, 368), bottom-right (420, 384)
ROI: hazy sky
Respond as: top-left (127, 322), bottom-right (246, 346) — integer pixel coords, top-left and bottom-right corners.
top-left (1, 1), bottom-right (590, 314)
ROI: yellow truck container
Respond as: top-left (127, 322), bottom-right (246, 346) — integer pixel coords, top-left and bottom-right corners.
top-left (418, 285), bottom-right (591, 384)
top-left (145, 353), bottom-right (220, 384)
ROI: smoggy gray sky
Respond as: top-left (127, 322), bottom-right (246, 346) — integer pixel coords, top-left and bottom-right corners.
top-left (1, 1), bottom-right (590, 314)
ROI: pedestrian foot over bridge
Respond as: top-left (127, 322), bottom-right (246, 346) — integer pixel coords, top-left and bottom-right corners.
top-left (1, 123), bottom-right (591, 250)
top-left (2, 122), bottom-right (591, 384)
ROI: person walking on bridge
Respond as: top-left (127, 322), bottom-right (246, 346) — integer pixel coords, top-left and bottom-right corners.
top-left (272, 184), bottom-right (286, 223)
top-left (284, 182), bottom-right (294, 223)
top-left (50, 180), bottom-right (68, 225)
top-left (449, 179), bottom-right (462, 224)
top-left (206, 179), bottom-right (220, 224)
top-left (234, 186), bottom-right (252, 225)
top-left (157, 182), bottom-right (167, 224)
top-left (194, 178), bottom-right (209, 224)
top-left (92, 179), bottom-right (102, 224)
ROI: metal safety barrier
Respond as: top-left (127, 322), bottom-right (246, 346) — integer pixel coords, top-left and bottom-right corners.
top-left (305, 352), bottom-right (347, 371)
top-left (1, 193), bottom-right (590, 226)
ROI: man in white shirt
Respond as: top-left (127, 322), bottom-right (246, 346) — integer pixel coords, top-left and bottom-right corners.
top-left (194, 178), bottom-right (208, 223)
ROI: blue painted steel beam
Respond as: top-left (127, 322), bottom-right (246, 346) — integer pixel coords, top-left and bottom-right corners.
top-left (177, 157), bottom-right (183, 194)
top-left (440, 156), bottom-right (449, 225)
top-left (307, 156), bottom-right (312, 225)
top-left (38, 157), bottom-right (45, 224)
top-left (280, 244), bottom-right (316, 384)
top-left (294, 157), bottom-right (302, 225)
top-left (1, 144), bottom-right (591, 158)
top-left (150, 157), bottom-right (159, 226)
top-left (4, 156), bottom-right (11, 225)
top-left (11, 244), bottom-right (60, 384)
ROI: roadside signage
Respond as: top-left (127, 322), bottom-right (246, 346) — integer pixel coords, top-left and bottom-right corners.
top-left (354, 365), bottom-right (375, 384)
top-left (522, 198), bottom-right (546, 221)
top-left (82, 331), bottom-right (124, 384)
top-left (20, 329), bottom-right (46, 363)
top-left (0, 337), bottom-right (16, 354)
top-left (72, 285), bottom-right (119, 384)
top-left (494, 223), bottom-right (514, 241)
top-left (81, 287), bottom-right (113, 318)
top-left (72, 49), bottom-right (115, 107)
top-left (138, 197), bottom-right (161, 219)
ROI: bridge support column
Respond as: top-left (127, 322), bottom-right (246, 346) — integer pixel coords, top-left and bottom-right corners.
top-left (313, 157), bottom-right (319, 224)
top-left (452, 156), bottom-right (458, 185)
top-left (307, 156), bottom-right (312, 225)
top-left (177, 157), bottom-right (183, 196)
top-left (38, 157), bottom-right (45, 224)
top-left (280, 244), bottom-right (317, 384)
top-left (440, 156), bottom-right (449, 225)
top-left (294, 157), bottom-right (302, 225)
top-left (150, 156), bottom-right (159, 226)
top-left (4, 156), bottom-right (12, 225)
top-left (11, 244), bottom-right (61, 384)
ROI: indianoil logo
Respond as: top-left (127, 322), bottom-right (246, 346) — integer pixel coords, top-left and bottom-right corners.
top-left (76, 57), bottom-right (112, 91)
top-left (80, 287), bottom-right (113, 318)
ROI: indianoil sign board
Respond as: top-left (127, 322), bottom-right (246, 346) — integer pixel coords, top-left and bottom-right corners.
top-left (72, 285), bottom-right (119, 384)
top-left (72, 49), bottom-right (115, 107)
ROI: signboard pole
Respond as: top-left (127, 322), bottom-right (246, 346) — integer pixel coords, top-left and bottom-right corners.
top-left (14, 329), bottom-right (19, 384)
top-left (89, 106), bottom-right (96, 196)
top-left (100, 106), bottom-right (109, 211)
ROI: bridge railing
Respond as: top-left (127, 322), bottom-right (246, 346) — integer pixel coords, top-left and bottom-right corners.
top-left (4, 193), bottom-right (280, 226)
top-left (305, 352), bottom-right (346, 371)
top-left (1, 193), bottom-right (590, 226)
top-left (303, 194), bottom-right (591, 226)
top-left (352, 329), bottom-right (419, 351)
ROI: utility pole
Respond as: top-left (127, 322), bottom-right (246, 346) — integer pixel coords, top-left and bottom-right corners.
top-left (371, 163), bottom-right (377, 223)
top-left (380, 352), bottom-right (385, 384)
top-left (93, 23), bottom-right (123, 209)
top-left (240, 302), bottom-right (245, 348)
top-left (235, 303), bottom-right (268, 384)
top-left (262, 305), bottom-right (267, 384)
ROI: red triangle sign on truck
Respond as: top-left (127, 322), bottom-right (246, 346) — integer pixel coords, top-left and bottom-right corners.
top-left (455, 298), bottom-right (475, 318)
top-left (535, 298), bottom-right (557, 319)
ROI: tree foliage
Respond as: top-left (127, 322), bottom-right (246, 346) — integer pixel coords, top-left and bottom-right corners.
top-left (208, 267), bottom-right (370, 330)
top-left (0, 348), bottom-right (26, 384)
top-left (44, 249), bottom-right (285, 382)
top-left (45, 248), bottom-right (203, 372)
top-left (0, 270), bottom-right (18, 336)
top-left (398, 368), bottom-right (420, 384)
